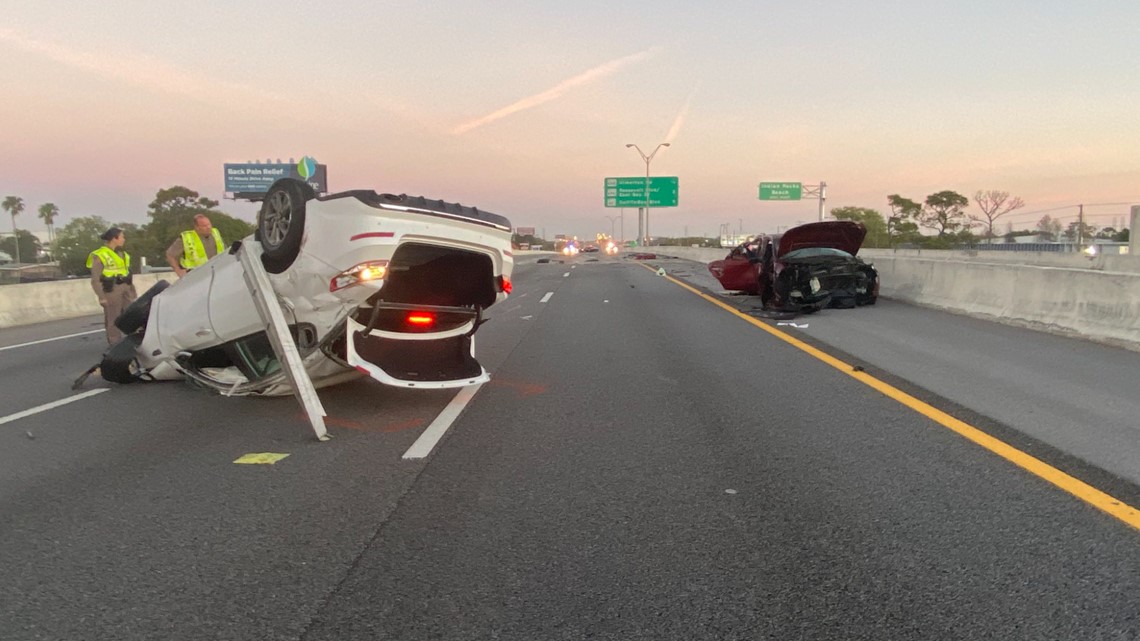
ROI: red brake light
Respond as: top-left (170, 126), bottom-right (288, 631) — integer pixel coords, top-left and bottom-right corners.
top-left (498, 274), bottom-right (512, 294)
top-left (406, 313), bottom-right (436, 327)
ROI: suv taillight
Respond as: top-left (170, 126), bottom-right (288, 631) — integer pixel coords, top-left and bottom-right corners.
top-left (330, 260), bottom-right (389, 292)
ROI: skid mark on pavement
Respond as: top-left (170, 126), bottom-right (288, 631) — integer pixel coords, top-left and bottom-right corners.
top-left (299, 414), bottom-right (427, 434)
top-left (489, 378), bottom-right (549, 397)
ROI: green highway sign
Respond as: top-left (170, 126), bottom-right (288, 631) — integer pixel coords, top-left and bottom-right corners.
top-left (759, 182), bottom-right (802, 200)
top-left (604, 176), bottom-right (679, 207)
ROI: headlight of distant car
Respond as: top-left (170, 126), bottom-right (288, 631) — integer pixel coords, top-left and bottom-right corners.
top-left (330, 260), bottom-right (389, 292)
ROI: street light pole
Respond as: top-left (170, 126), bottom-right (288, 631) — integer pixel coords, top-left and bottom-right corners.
top-left (626, 142), bottom-right (669, 246)
top-left (604, 215), bottom-right (619, 241)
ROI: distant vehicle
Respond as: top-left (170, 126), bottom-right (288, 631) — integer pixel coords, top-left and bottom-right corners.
top-left (582, 244), bottom-right (600, 253)
top-left (0, 250), bottom-right (12, 264)
top-left (97, 178), bottom-right (514, 394)
top-left (605, 242), bottom-right (619, 255)
top-left (561, 242), bottom-right (579, 256)
top-left (708, 221), bottom-right (878, 312)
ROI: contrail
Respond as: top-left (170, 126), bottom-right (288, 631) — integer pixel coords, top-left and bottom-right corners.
top-left (0, 28), bottom-right (282, 107)
top-left (452, 47), bottom-right (663, 135)
top-left (664, 81), bottom-right (700, 146)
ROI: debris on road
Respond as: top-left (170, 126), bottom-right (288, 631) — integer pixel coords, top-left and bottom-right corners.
top-left (233, 452), bottom-right (290, 465)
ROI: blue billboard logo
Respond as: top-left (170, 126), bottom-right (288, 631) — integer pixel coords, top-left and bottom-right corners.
top-left (297, 156), bottom-right (317, 180)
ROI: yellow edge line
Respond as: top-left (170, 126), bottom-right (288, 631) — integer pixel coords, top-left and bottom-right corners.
top-left (643, 263), bottom-right (1140, 531)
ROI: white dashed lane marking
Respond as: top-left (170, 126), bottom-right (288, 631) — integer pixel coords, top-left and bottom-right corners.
top-left (0, 389), bottom-right (110, 426)
top-left (0, 329), bottom-right (103, 352)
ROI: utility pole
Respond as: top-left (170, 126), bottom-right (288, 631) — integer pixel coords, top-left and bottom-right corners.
top-left (1077, 204), bottom-right (1085, 251)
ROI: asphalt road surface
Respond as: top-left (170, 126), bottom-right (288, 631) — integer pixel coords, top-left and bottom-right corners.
top-left (2, 253), bottom-right (1138, 640)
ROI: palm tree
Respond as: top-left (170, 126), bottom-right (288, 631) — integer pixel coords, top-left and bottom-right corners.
top-left (38, 202), bottom-right (59, 249)
top-left (2, 196), bottom-right (25, 264)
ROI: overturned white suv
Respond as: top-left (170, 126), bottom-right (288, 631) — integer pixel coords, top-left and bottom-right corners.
top-left (96, 178), bottom-right (514, 395)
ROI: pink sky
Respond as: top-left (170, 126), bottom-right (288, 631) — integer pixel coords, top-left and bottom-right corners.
top-left (3, 3), bottom-right (1139, 240)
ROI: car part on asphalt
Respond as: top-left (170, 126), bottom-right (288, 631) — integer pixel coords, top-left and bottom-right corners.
top-left (238, 238), bottom-right (329, 440)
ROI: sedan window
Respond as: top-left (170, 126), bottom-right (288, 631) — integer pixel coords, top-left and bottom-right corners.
top-left (232, 333), bottom-right (281, 380)
top-left (783, 247), bottom-right (854, 260)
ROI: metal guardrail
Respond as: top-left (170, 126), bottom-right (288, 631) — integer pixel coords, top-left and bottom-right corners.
top-left (965, 242), bottom-right (1129, 254)
top-left (968, 243), bottom-right (1069, 252)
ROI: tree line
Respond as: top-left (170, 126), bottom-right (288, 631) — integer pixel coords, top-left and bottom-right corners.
top-left (831, 189), bottom-right (1128, 249)
top-left (3, 187), bottom-right (254, 275)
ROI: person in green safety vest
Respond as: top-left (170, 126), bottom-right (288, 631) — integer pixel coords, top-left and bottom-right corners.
top-left (166, 214), bottom-right (225, 278)
top-left (87, 227), bottom-right (137, 345)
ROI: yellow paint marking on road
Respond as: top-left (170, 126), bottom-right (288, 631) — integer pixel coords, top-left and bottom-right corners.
top-left (234, 452), bottom-right (291, 465)
top-left (644, 263), bottom-right (1140, 532)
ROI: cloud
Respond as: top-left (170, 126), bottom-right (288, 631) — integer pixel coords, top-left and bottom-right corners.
top-left (452, 47), bottom-right (663, 135)
top-left (0, 27), bottom-right (281, 108)
top-left (664, 81), bottom-right (700, 145)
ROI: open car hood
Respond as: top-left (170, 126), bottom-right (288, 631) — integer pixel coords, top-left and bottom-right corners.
top-left (777, 221), bottom-right (867, 258)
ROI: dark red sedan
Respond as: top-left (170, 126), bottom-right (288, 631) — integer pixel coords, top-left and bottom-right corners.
top-left (708, 221), bottom-right (879, 312)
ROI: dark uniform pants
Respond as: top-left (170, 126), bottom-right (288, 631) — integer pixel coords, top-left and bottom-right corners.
top-left (103, 283), bottom-right (138, 345)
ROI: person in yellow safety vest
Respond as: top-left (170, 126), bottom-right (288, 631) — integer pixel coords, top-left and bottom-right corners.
top-left (166, 214), bottom-right (225, 278)
top-left (87, 227), bottom-right (137, 345)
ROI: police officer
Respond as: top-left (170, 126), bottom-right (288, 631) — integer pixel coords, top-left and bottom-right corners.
top-left (166, 214), bottom-right (224, 278)
top-left (87, 227), bottom-right (137, 345)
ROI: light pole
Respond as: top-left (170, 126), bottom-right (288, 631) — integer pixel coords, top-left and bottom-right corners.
top-left (604, 215), bottom-right (620, 241)
top-left (625, 142), bottom-right (669, 246)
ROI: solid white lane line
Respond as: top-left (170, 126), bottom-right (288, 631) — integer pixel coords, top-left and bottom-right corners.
top-left (0, 389), bottom-right (110, 426)
top-left (0, 329), bottom-right (103, 352)
top-left (403, 384), bottom-right (484, 459)
top-left (540, 292), bottom-right (554, 303)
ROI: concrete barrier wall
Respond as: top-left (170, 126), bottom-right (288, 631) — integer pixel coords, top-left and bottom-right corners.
top-left (0, 273), bottom-right (168, 328)
top-left (861, 251), bottom-right (1140, 348)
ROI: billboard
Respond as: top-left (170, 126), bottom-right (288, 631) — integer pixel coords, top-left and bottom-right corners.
top-left (224, 156), bottom-right (328, 198)
top-left (516, 227), bottom-right (536, 236)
